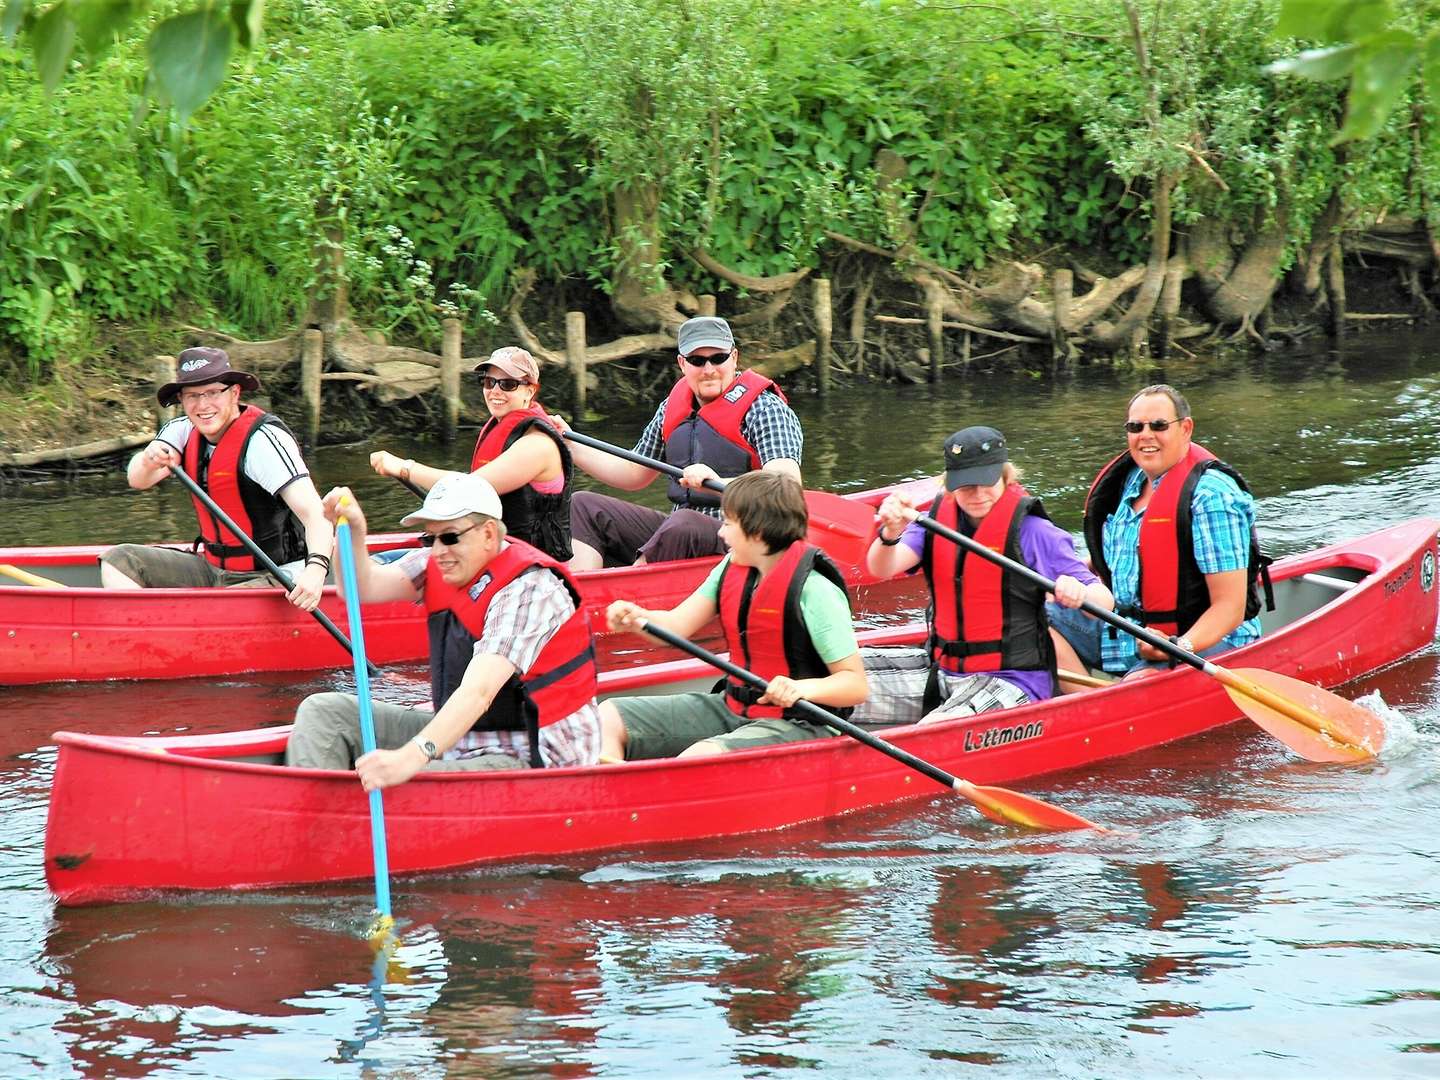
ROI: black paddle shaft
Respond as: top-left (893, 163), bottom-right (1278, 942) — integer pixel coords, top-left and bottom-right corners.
top-left (638, 620), bottom-right (959, 792)
top-left (910, 513), bottom-right (1207, 671)
top-left (167, 465), bottom-right (379, 677)
top-left (561, 430), bottom-right (727, 493)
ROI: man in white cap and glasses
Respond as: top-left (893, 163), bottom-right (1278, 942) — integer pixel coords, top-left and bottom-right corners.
top-left (98, 346), bottom-right (333, 612)
top-left (286, 473), bottom-right (602, 785)
top-left (368, 345), bottom-right (574, 560)
top-left (551, 315), bottom-right (804, 570)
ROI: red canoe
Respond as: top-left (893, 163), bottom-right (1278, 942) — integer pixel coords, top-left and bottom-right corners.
top-left (44, 517), bottom-right (1440, 906)
top-left (0, 478), bottom-right (934, 684)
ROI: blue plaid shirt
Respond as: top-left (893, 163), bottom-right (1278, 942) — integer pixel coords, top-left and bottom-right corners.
top-left (1099, 464), bottom-right (1261, 671)
top-left (634, 384), bottom-right (804, 517)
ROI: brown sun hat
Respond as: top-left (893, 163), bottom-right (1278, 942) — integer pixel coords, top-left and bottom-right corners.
top-left (157, 347), bottom-right (261, 407)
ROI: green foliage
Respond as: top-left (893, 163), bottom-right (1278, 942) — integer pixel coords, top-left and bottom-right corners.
top-left (1269, 0), bottom-right (1440, 142)
top-left (0, 0), bottom-right (1436, 383)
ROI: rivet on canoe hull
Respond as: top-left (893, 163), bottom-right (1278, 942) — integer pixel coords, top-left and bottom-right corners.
top-left (903, 775), bottom-right (911, 784)
top-left (72, 631), bottom-right (79, 639)
top-left (292, 629), bottom-right (301, 638)
top-left (630, 812), bottom-right (638, 822)
top-left (564, 818), bottom-right (573, 827)
top-left (6, 630), bottom-right (13, 638)
top-left (849, 785), bottom-right (856, 794)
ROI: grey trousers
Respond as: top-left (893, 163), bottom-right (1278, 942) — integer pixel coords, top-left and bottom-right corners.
top-left (284, 691), bottom-right (525, 771)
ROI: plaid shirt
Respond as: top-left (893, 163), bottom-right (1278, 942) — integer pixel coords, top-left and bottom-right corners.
top-left (1098, 464), bottom-right (1261, 671)
top-left (399, 547), bottom-right (601, 766)
top-left (633, 383), bottom-right (804, 518)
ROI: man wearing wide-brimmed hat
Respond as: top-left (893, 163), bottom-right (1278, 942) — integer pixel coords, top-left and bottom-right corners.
top-left (98, 347), bottom-right (334, 610)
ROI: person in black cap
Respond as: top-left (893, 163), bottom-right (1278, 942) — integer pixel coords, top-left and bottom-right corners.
top-left (851, 425), bottom-right (1114, 725)
top-left (367, 345), bottom-right (574, 560)
top-left (98, 347), bottom-right (334, 610)
top-left (550, 315), bottom-right (804, 569)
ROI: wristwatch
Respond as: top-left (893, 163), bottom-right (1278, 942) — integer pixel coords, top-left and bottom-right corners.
top-left (1171, 635), bottom-right (1195, 655)
top-left (411, 735), bottom-right (440, 761)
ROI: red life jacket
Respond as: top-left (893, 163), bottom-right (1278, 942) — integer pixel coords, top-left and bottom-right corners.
top-left (1082, 443), bottom-right (1270, 636)
top-left (423, 539), bottom-right (598, 766)
top-left (921, 485), bottom-right (1055, 677)
top-left (468, 404), bottom-right (574, 561)
top-left (183, 405), bottom-right (306, 571)
top-left (717, 541), bottom-right (852, 720)
top-left (659, 371), bottom-right (785, 510)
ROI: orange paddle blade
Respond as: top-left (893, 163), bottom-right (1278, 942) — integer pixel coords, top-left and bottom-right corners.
top-left (954, 779), bottom-right (1106, 832)
top-left (1219, 667), bottom-right (1384, 762)
top-left (801, 490), bottom-right (877, 569)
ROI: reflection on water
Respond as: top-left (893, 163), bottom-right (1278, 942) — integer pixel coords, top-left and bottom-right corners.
top-left (4, 330), bottom-right (1440, 1076)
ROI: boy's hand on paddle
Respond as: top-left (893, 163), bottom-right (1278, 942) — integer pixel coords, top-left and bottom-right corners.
top-left (759, 674), bottom-right (806, 709)
top-left (606, 600), bottom-right (648, 633)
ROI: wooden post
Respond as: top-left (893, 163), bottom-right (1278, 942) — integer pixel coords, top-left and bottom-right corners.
top-left (926, 289), bottom-right (944, 381)
top-left (850, 272), bottom-right (873, 378)
top-left (301, 329), bottom-right (324, 446)
top-left (1051, 268), bottom-right (1073, 364)
top-left (1325, 241), bottom-right (1346, 339)
top-left (814, 277), bottom-right (832, 398)
top-left (153, 354), bottom-right (178, 425)
top-left (441, 317), bottom-right (462, 441)
top-left (962, 330), bottom-right (971, 368)
top-left (566, 310), bottom-right (587, 416)
top-left (698, 294), bottom-right (717, 317)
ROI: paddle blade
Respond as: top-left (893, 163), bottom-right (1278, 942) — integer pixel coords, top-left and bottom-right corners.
top-left (1223, 667), bottom-right (1384, 763)
top-left (954, 779), bottom-right (1106, 832)
top-left (802, 491), bottom-right (877, 570)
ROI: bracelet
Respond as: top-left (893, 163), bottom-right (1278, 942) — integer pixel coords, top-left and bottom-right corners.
top-left (877, 530), bottom-right (904, 546)
top-left (1170, 634), bottom-right (1194, 654)
top-left (305, 553), bottom-right (332, 569)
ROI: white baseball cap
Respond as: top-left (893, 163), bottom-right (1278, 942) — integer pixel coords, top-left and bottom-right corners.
top-left (400, 472), bottom-right (503, 526)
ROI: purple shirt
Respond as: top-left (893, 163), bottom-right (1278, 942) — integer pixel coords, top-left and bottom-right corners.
top-left (899, 513), bottom-right (1097, 701)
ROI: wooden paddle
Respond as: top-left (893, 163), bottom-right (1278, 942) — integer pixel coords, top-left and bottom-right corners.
top-left (561, 429), bottom-right (877, 570)
top-left (906, 511), bottom-right (1383, 763)
top-left (0, 563), bottom-right (66, 589)
top-left (166, 465), bottom-right (379, 677)
top-left (637, 619), bottom-right (1105, 832)
top-left (336, 503), bottom-right (396, 945)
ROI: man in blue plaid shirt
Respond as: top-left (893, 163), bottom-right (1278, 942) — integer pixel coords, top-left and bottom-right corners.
top-left (1050, 384), bottom-right (1265, 677)
top-left (555, 316), bottom-right (804, 569)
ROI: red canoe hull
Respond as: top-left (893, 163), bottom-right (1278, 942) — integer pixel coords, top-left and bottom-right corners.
top-left (1, 480), bottom-right (932, 683)
top-left (44, 519), bottom-right (1440, 906)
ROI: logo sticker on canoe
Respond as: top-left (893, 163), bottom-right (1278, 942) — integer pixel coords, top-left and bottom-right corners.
top-left (963, 719), bottom-right (1044, 752)
top-left (1422, 550), bottom-right (1436, 593)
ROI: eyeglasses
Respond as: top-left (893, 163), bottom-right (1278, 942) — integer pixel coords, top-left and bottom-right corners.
top-left (179, 386), bottom-right (233, 407)
top-left (680, 349), bottom-right (732, 368)
top-left (1124, 418), bottom-right (1185, 434)
top-left (481, 375), bottom-right (526, 392)
top-left (418, 523), bottom-right (480, 547)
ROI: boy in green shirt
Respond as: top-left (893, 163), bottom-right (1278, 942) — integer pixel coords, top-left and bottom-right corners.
top-left (602, 471), bottom-right (867, 759)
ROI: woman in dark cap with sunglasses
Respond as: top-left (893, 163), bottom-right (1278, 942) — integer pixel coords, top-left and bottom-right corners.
top-left (854, 425), bottom-right (1113, 725)
top-left (1049, 383), bottom-right (1268, 681)
top-left (370, 346), bottom-right (574, 560)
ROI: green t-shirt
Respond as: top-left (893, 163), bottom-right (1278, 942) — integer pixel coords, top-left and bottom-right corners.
top-left (698, 554), bottom-right (859, 664)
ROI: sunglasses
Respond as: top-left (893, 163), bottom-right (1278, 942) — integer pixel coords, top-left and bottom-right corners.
top-left (418, 523), bottom-right (480, 547)
top-left (680, 349), bottom-right (732, 368)
top-left (481, 375), bottom-right (527, 391)
top-left (1124, 418), bottom-right (1185, 434)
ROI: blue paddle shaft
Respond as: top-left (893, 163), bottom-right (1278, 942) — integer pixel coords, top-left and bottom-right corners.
top-left (337, 517), bottom-right (391, 918)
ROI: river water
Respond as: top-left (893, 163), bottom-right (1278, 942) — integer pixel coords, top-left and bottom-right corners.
top-left (3, 332), bottom-right (1439, 1078)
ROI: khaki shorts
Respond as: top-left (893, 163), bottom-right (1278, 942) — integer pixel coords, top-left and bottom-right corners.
top-left (100, 543), bottom-right (280, 589)
top-left (613, 690), bottom-right (837, 760)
